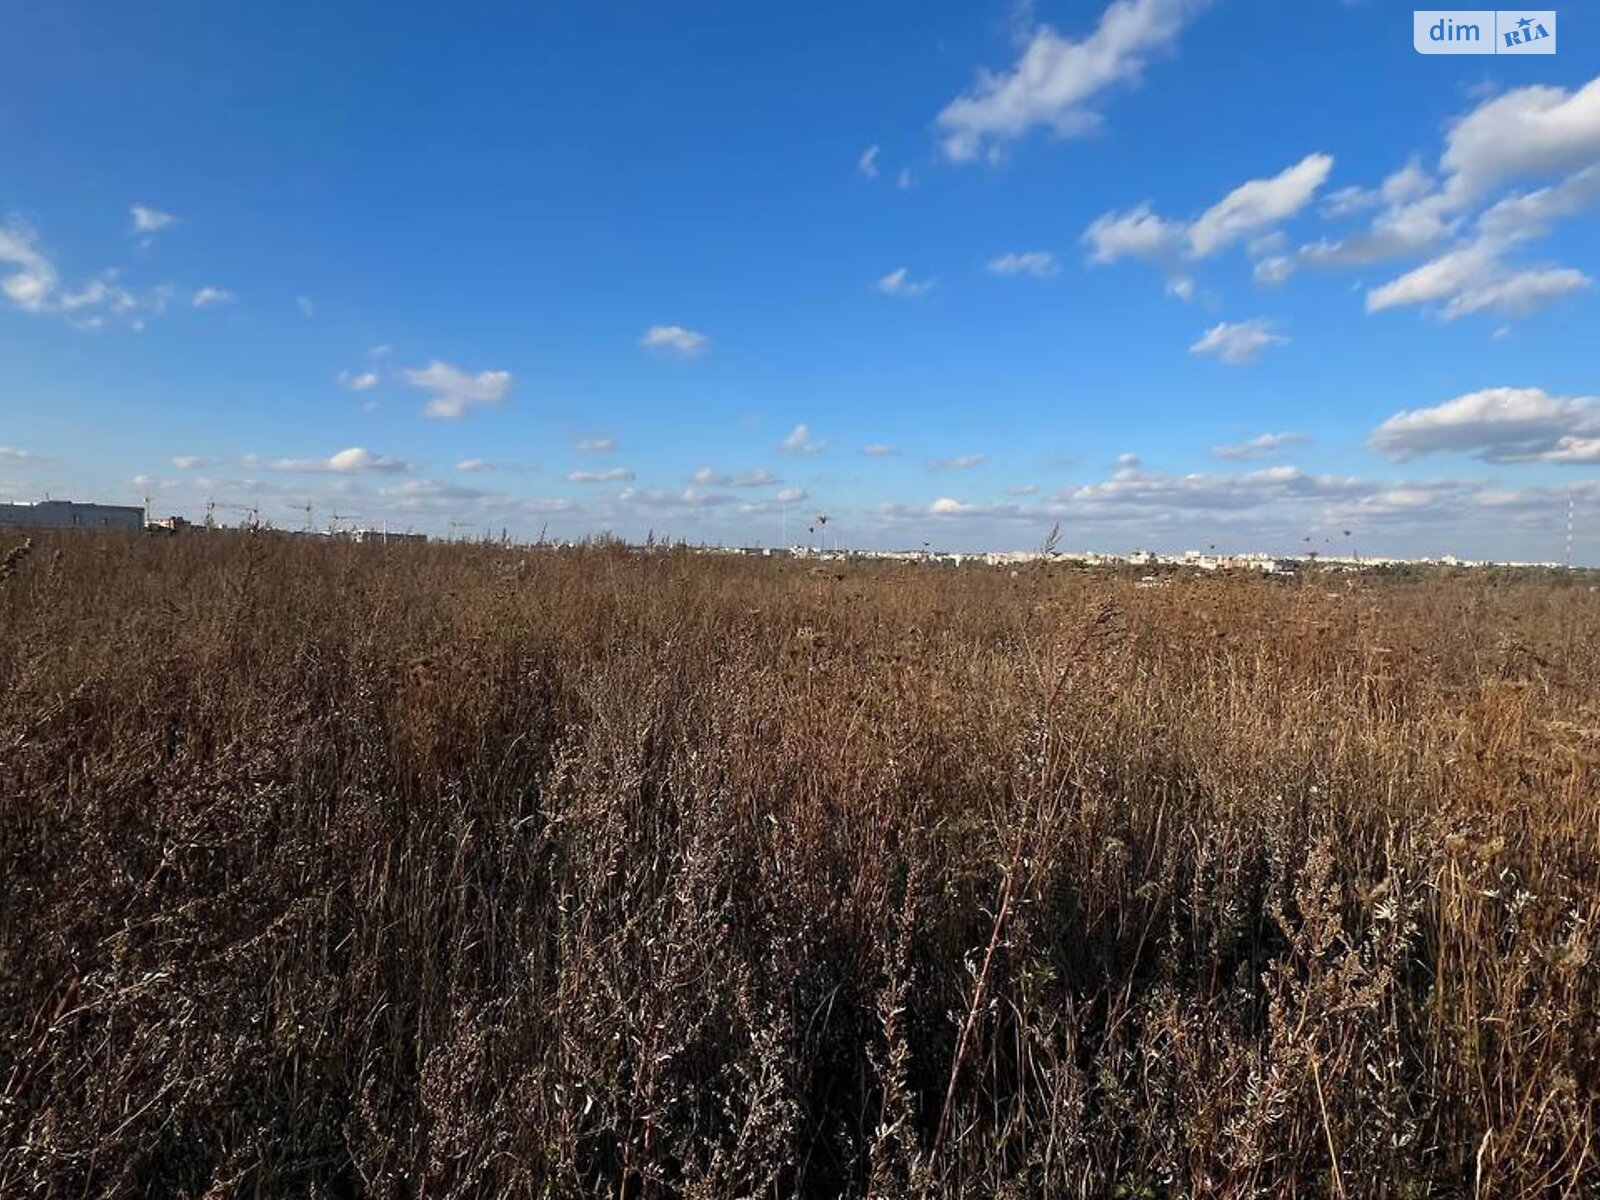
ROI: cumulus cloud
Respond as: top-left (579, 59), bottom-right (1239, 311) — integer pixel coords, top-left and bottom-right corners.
top-left (576, 436), bottom-right (617, 453)
top-left (1, 221), bottom-right (166, 330)
top-left (270, 447), bottom-right (412, 474)
top-left (130, 205), bottom-right (177, 235)
top-left (875, 267), bottom-right (934, 297)
top-left (929, 497), bottom-right (985, 516)
top-left (1189, 318), bottom-right (1288, 364)
top-left (1211, 431), bottom-right (1307, 461)
top-left (192, 286), bottom-right (234, 309)
top-left (170, 455), bottom-right (216, 470)
top-left (1187, 154), bottom-right (1334, 257)
top-left (567, 467), bottom-right (635, 483)
top-left (339, 370), bottom-right (380, 392)
top-left (455, 459), bottom-right (494, 473)
top-left (0, 222), bottom-right (59, 313)
top-left (1083, 203), bottom-right (1187, 265)
top-left (1304, 76), bottom-right (1600, 315)
top-left (1366, 239), bottom-right (1590, 319)
top-left (1369, 387), bottom-right (1600, 464)
top-left (780, 424), bottom-right (824, 455)
top-left (1443, 266), bottom-right (1590, 318)
top-left (987, 250), bottom-right (1060, 277)
top-left (639, 325), bottom-right (710, 357)
top-left (861, 443), bottom-right (901, 457)
top-left (1083, 154), bottom-right (1332, 297)
top-left (399, 360), bottom-right (513, 419)
top-left (936, 0), bottom-right (1208, 162)
top-left (1439, 76), bottom-right (1600, 205)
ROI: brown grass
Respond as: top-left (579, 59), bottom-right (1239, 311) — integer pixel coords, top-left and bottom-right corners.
top-left (1, 531), bottom-right (1596, 1197)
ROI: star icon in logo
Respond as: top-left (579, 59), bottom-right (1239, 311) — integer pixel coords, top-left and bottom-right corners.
top-left (1516, 16), bottom-right (1534, 29)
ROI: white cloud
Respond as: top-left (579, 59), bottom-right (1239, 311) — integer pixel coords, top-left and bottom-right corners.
top-left (1366, 238), bottom-right (1590, 319)
top-left (1067, 462), bottom-right (1370, 511)
top-left (639, 324), bottom-right (710, 357)
top-left (1253, 255), bottom-right (1296, 285)
top-left (780, 424), bottom-right (824, 455)
top-left (171, 455), bottom-right (215, 469)
top-left (1083, 153), bottom-right (1331, 298)
top-left (613, 485), bottom-right (734, 510)
top-left (367, 343), bottom-right (391, 358)
top-left (270, 446), bottom-right (412, 474)
top-left (858, 144), bottom-right (881, 178)
top-left (1369, 387), bottom-right (1600, 464)
top-left (861, 443), bottom-right (901, 457)
top-left (1365, 240), bottom-right (1495, 311)
top-left (929, 454), bottom-right (987, 471)
top-left (1444, 266), bottom-right (1590, 318)
top-left (1439, 76), bottom-right (1600, 204)
top-left (130, 205), bottom-right (176, 235)
top-left (930, 496), bottom-right (981, 516)
top-left (936, 0), bottom-right (1208, 162)
top-left (692, 467), bottom-right (780, 487)
top-left (1320, 160), bottom-right (1433, 220)
top-left (1187, 154), bottom-right (1333, 257)
top-left (456, 458), bottom-right (494, 473)
top-left (339, 370), bottom-right (380, 392)
top-left (192, 286), bottom-right (234, 308)
top-left (897, 167), bottom-right (916, 190)
top-left (567, 467), bottom-right (635, 483)
top-left (1083, 203), bottom-right (1186, 265)
top-left (1212, 431), bottom-right (1307, 461)
top-left (1189, 318), bottom-right (1287, 364)
top-left (0, 446), bottom-right (36, 464)
top-left (1, 223), bottom-right (163, 329)
top-left (297, 296), bottom-right (316, 318)
top-left (875, 267), bottom-right (934, 297)
top-left (0, 222), bottom-right (58, 313)
top-left (576, 436), bottom-right (617, 453)
top-left (1476, 165), bottom-right (1600, 241)
top-left (1305, 78), bottom-right (1600, 282)
top-left (399, 360), bottom-right (513, 419)
top-left (987, 250), bottom-right (1060, 277)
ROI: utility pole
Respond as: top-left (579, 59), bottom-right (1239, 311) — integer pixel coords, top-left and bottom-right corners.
top-left (1567, 495), bottom-right (1575, 570)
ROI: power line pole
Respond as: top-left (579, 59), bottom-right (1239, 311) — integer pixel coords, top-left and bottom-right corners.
top-left (1567, 494), bottom-right (1575, 570)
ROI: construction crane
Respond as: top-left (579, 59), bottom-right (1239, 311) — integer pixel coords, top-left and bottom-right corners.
top-left (209, 499), bottom-right (261, 531)
top-left (292, 500), bottom-right (315, 534)
top-left (448, 519), bottom-right (476, 543)
top-left (329, 510), bottom-right (360, 536)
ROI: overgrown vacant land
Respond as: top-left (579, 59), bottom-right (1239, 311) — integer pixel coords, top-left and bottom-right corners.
top-left (2, 534), bottom-right (1597, 1198)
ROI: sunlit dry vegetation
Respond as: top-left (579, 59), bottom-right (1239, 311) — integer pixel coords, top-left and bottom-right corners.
top-left (2, 532), bottom-right (1597, 1197)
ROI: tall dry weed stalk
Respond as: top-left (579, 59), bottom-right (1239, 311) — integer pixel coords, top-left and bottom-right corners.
top-left (0, 533), bottom-right (1596, 1197)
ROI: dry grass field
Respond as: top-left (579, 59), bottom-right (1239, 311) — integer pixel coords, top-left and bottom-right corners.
top-left (2, 531), bottom-right (1597, 1198)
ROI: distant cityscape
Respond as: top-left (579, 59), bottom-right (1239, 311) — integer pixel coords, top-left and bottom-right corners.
top-left (0, 496), bottom-right (1585, 574)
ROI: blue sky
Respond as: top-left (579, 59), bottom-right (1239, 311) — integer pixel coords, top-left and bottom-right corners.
top-left (3, 1), bottom-right (1598, 560)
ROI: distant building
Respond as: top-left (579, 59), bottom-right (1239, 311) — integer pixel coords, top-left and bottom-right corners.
top-left (146, 515), bottom-right (193, 535)
top-left (350, 528), bottom-right (428, 545)
top-left (0, 500), bottom-right (144, 535)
